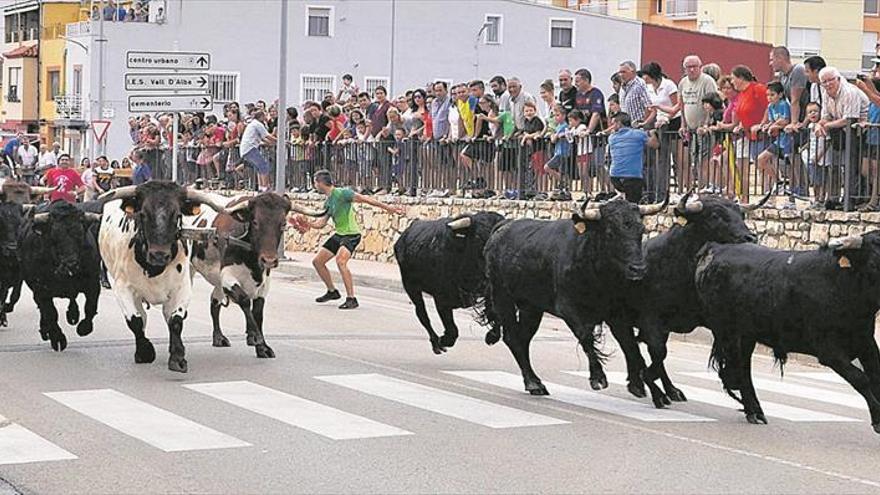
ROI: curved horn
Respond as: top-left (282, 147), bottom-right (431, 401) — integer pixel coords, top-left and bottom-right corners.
top-left (638, 195), bottom-right (670, 216)
top-left (185, 189), bottom-right (226, 212)
top-left (27, 186), bottom-right (56, 196)
top-left (675, 188), bottom-right (704, 214)
top-left (447, 217), bottom-right (472, 230)
top-left (33, 213), bottom-right (50, 224)
top-left (98, 185), bottom-right (137, 203)
top-left (829, 236), bottom-right (863, 251)
top-left (740, 189), bottom-right (773, 212)
top-left (581, 208), bottom-right (601, 222)
top-left (609, 191), bottom-right (627, 203)
top-left (283, 194), bottom-right (328, 217)
top-left (225, 199), bottom-right (250, 215)
top-left (579, 195), bottom-right (592, 215)
top-left (84, 212), bottom-right (103, 222)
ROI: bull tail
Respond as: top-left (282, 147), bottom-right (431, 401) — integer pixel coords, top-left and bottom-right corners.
top-left (709, 338), bottom-right (742, 400)
top-left (473, 283), bottom-right (502, 346)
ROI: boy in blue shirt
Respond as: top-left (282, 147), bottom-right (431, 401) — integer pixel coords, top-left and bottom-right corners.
top-left (543, 105), bottom-right (572, 200)
top-left (756, 81), bottom-right (792, 204)
top-left (607, 112), bottom-right (659, 203)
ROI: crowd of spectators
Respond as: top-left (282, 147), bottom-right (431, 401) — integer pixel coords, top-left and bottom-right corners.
top-left (91, 0), bottom-right (165, 24)
top-left (35, 46), bottom-right (880, 209)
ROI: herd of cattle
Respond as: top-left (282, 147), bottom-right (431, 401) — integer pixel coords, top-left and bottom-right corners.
top-left (0, 179), bottom-right (879, 435)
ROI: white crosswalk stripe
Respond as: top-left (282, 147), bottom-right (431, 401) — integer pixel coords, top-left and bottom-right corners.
top-left (597, 372), bottom-right (859, 423)
top-left (790, 372), bottom-right (848, 385)
top-left (45, 389), bottom-right (251, 452)
top-left (184, 380), bottom-right (412, 440)
top-left (317, 373), bottom-right (569, 428)
top-left (680, 372), bottom-right (867, 411)
top-left (0, 414), bottom-right (77, 465)
top-left (446, 371), bottom-right (714, 422)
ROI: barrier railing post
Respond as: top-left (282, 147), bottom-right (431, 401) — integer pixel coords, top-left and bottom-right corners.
top-left (845, 122), bottom-right (854, 211)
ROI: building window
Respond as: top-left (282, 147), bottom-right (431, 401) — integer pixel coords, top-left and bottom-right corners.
top-left (300, 74), bottom-right (335, 104)
top-left (868, 0), bottom-right (880, 15)
top-left (208, 72), bottom-right (239, 104)
top-left (364, 77), bottom-right (389, 96)
top-left (666, 0), bottom-right (697, 17)
top-left (73, 66), bottom-right (82, 96)
top-left (864, 32), bottom-right (879, 71)
top-left (727, 26), bottom-right (748, 40)
top-left (549, 18), bottom-right (574, 48)
top-left (484, 15), bottom-right (502, 44)
top-left (618, 0), bottom-right (634, 8)
top-left (306, 6), bottom-right (333, 37)
top-left (7, 67), bottom-right (20, 102)
top-left (47, 70), bottom-right (61, 100)
top-left (788, 27), bottom-right (821, 58)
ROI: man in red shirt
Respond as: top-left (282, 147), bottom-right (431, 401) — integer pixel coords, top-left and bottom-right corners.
top-left (44, 153), bottom-right (84, 203)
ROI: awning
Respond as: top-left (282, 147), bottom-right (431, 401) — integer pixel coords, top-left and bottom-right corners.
top-left (3, 44), bottom-right (38, 59)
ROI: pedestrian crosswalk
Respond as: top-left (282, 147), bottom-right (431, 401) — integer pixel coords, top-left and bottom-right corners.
top-left (0, 369), bottom-right (867, 467)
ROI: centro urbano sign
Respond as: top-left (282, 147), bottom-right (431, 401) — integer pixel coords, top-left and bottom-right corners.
top-left (126, 51), bottom-right (211, 71)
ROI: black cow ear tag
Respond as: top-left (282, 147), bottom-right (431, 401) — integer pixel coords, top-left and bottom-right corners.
top-left (574, 222), bottom-right (586, 234)
top-left (839, 255), bottom-right (852, 269)
top-left (675, 216), bottom-right (688, 226)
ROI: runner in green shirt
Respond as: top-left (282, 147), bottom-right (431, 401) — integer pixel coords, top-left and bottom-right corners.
top-left (295, 169), bottom-right (405, 309)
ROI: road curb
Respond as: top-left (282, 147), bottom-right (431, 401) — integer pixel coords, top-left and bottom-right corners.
top-left (276, 260), bottom-right (403, 292)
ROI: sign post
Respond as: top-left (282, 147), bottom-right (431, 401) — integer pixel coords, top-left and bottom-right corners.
top-left (125, 50), bottom-right (212, 183)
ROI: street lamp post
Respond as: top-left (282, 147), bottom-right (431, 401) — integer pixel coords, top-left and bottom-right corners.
top-left (473, 22), bottom-right (491, 80)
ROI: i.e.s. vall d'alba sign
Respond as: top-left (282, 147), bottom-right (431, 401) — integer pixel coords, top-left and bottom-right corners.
top-left (125, 73), bottom-right (209, 91)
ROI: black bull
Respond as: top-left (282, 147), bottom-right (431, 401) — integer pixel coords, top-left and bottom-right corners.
top-left (20, 200), bottom-right (102, 351)
top-left (394, 212), bottom-right (505, 354)
top-left (481, 196), bottom-right (666, 395)
top-left (695, 233), bottom-right (880, 433)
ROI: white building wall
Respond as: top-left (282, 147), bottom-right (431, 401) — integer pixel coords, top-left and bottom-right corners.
top-left (69, 0), bottom-right (642, 160)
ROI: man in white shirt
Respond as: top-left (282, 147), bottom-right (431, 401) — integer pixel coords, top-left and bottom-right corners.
top-left (16, 138), bottom-right (38, 185)
top-left (238, 110), bottom-right (276, 191)
top-left (37, 143), bottom-right (57, 171)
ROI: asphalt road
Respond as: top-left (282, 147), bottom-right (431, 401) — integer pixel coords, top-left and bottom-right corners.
top-left (1, 273), bottom-right (879, 494)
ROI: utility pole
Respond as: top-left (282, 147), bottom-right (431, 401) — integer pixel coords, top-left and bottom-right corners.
top-left (96, 0), bottom-right (105, 157)
top-left (275, 0), bottom-right (288, 195)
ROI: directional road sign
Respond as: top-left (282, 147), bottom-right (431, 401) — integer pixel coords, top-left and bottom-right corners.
top-left (128, 94), bottom-right (213, 113)
top-left (125, 73), bottom-right (210, 92)
top-left (126, 51), bottom-right (211, 71)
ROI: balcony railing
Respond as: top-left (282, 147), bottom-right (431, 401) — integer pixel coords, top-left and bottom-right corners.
top-left (579, 1), bottom-right (609, 15)
top-left (55, 95), bottom-right (84, 120)
top-left (666, 0), bottom-right (697, 18)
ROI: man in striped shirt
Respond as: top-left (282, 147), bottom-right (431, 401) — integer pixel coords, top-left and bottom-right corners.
top-left (618, 60), bottom-right (651, 125)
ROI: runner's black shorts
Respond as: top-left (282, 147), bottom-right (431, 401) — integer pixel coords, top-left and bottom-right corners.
top-left (322, 233), bottom-right (362, 255)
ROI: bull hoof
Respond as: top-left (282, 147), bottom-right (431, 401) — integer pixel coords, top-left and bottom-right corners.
top-left (134, 340), bottom-right (156, 364)
top-left (66, 306), bottom-right (80, 326)
top-left (212, 334), bottom-right (231, 347)
top-left (651, 395), bottom-right (669, 409)
top-left (746, 413), bottom-right (768, 425)
top-left (50, 332), bottom-right (67, 352)
top-left (589, 375), bottom-right (608, 390)
top-left (627, 381), bottom-right (647, 398)
top-left (873, 422), bottom-right (880, 434)
top-left (39, 328), bottom-right (49, 341)
top-left (246, 334), bottom-right (256, 346)
top-left (255, 344), bottom-right (275, 358)
top-left (0, 314), bottom-right (6, 327)
top-left (168, 356), bottom-right (188, 373)
top-left (527, 384), bottom-right (549, 396)
top-left (430, 339), bottom-right (447, 355)
top-left (485, 329), bottom-right (501, 345)
top-left (76, 320), bottom-right (93, 337)
top-left (5, 303), bottom-right (14, 312)
top-left (438, 334), bottom-right (457, 348)
top-left (666, 387), bottom-right (687, 402)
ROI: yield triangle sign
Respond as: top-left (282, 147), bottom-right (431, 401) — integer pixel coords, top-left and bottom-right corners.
top-left (92, 120), bottom-right (111, 142)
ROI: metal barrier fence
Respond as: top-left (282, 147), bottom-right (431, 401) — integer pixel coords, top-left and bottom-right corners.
top-left (139, 120), bottom-right (880, 210)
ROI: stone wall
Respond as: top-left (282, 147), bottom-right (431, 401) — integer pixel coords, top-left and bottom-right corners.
top-left (283, 193), bottom-right (880, 261)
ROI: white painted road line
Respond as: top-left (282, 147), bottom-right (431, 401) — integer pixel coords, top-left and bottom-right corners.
top-left (790, 372), bottom-right (848, 385)
top-left (318, 373), bottom-right (568, 429)
top-left (599, 372), bottom-right (859, 423)
top-left (184, 381), bottom-right (412, 440)
top-left (681, 372), bottom-right (867, 411)
top-left (0, 414), bottom-right (77, 465)
top-left (446, 371), bottom-right (714, 423)
top-left (44, 389), bottom-right (250, 452)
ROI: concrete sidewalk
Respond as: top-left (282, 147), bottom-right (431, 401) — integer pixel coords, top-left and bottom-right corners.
top-left (279, 251), bottom-right (403, 292)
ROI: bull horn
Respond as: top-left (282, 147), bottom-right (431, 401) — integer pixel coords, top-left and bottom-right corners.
top-left (185, 189), bottom-right (226, 212)
top-left (98, 185), bottom-right (137, 203)
top-left (28, 186), bottom-right (56, 196)
top-left (283, 193), bottom-right (328, 217)
top-left (639, 195), bottom-right (669, 216)
top-left (225, 198), bottom-right (250, 215)
top-left (84, 212), bottom-right (103, 222)
top-left (739, 189), bottom-right (773, 212)
top-left (447, 217), bottom-right (472, 230)
top-left (33, 213), bottom-right (50, 224)
top-left (581, 208), bottom-right (601, 222)
top-left (610, 191), bottom-right (627, 203)
top-left (675, 188), bottom-right (703, 214)
top-left (829, 236), bottom-right (863, 251)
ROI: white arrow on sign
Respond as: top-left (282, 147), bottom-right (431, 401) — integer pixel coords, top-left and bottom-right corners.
top-left (126, 51), bottom-right (211, 70)
top-left (128, 94), bottom-right (214, 113)
top-left (125, 73), bottom-right (210, 92)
